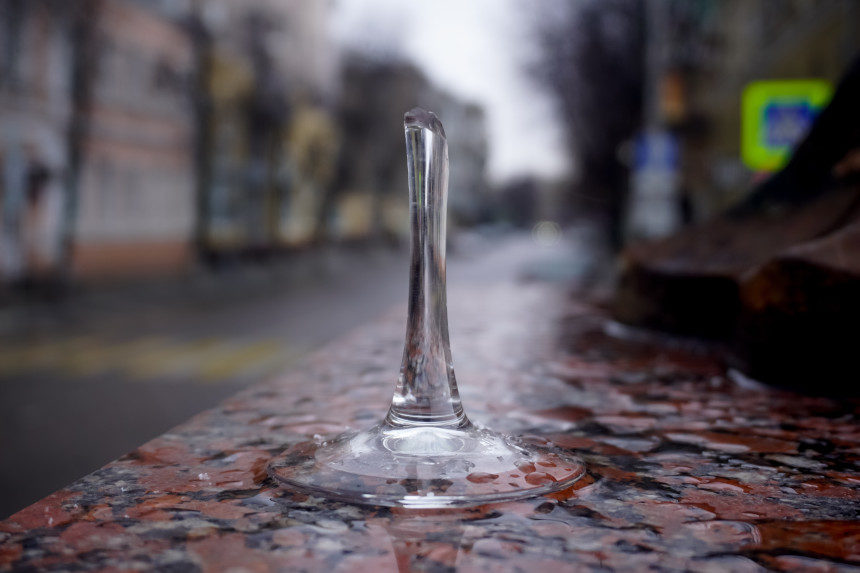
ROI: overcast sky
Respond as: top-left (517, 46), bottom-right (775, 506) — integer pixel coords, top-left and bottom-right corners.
top-left (330, 0), bottom-right (571, 184)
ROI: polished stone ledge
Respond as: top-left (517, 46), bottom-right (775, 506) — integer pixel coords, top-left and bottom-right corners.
top-left (1, 281), bottom-right (858, 572)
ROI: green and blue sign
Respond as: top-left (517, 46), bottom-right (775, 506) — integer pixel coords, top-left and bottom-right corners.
top-left (741, 80), bottom-right (832, 171)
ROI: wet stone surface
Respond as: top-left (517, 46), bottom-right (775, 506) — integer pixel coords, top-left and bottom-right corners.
top-left (1, 282), bottom-right (859, 571)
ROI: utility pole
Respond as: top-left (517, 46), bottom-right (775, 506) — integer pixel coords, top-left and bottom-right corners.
top-left (625, 0), bottom-right (681, 241)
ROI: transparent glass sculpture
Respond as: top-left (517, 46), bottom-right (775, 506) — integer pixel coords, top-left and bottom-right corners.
top-left (268, 108), bottom-right (585, 508)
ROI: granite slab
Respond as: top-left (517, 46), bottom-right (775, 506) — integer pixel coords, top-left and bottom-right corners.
top-left (1, 282), bottom-right (858, 572)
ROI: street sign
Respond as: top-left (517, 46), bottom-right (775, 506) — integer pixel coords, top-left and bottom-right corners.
top-left (741, 79), bottom-right (832, 171)
top-left (626, 130), bottom-right (681, 240)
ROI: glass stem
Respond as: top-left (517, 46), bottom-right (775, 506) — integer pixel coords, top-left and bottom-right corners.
top-left (384, 109), bottom-right (469, 429)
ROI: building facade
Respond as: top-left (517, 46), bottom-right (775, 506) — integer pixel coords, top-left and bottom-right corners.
top-left (0, 0), bottom-right (488, 284)
top-left (74, 0), bottom-right (195, 276)
top-left (0, 1), bottom-right (74, 283)
top-left (0, 0), bottom-right (195, 282)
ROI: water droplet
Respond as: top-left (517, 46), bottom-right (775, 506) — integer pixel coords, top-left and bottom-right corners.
top-left (466, 472), bottom-right (500, 484)
top-left (525, 472), bottom-right (557, 485)
top-left (516, 462), bottom-right (537, 474)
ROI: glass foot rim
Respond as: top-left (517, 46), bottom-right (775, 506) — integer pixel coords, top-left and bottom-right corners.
top-left (267, 428), bottom-right (587, 508)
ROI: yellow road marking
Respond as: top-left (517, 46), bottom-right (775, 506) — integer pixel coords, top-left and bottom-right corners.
top-left (0, 335), bottom-right (294, 384)
top-left (63, 337), bottom-right (172, 376)
top-left (0, 337), bottom-right (96, 375)
top-left (200, 340), bottom-right (285, 382)
top-left (126, 338), bottom-right (225, 379)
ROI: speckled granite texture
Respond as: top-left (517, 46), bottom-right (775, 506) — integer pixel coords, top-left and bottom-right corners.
top-left (1, 282), bottom-right (858, 572)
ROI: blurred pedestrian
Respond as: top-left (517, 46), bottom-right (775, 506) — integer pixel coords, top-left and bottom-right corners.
top-left (22, 159), bottom-right (62, 287)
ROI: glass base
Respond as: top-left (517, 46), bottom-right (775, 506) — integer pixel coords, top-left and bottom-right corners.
top-left (267, 423), bottom-right (586, 508)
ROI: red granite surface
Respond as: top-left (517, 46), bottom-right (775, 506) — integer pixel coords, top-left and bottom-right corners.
top-left (1, 282), bottom-right (858, 572)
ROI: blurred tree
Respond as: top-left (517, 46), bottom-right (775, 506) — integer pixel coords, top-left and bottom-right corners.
top-left (188, 0), bottom-right (214, 260)
top-left (498, 177), bottom-right (538, 229)
top-left (531, 0), bottom-right (645, 250)
top-left (243, 10), bottom-right (289, 248)
top-left (336, 54), bottom-right (490, 242)
top-left (62, 0), bottom-right (102, 280)
top-left (337, 55), bottom-right (431, 242)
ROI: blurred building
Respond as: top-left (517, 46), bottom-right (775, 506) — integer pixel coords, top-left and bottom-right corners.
top-left (0, 0), bottom-right (488, 285)
top-left (0, 0), bottom-right (194, 281)
top-left (0, 1), bottom-right (74, 283)
top-left (442, 101), bottom-right (488, 227)
top-left (191, 0), bottom-right (341, 254)
top-left (75, 0), bottom-right (195, 277)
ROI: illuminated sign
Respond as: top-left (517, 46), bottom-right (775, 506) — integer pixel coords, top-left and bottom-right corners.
top-left (741, 80), bottom-right (832, 171)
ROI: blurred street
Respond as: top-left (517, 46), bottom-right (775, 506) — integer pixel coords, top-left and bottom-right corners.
top-left (0, 248), bottom-right (396, 516)
top-left (0, 245), bottom-right (409, 518)
top-left (0, 232), bottom-right (592, 518)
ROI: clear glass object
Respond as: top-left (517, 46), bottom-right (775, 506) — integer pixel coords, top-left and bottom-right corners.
top-left (268, 108), bottom-right (585, 507)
